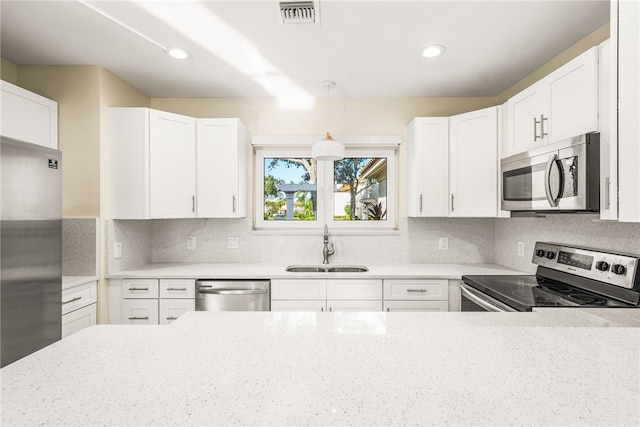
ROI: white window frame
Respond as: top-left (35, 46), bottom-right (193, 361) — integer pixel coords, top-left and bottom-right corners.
top-left (252, 136), bottom-right (400, 234)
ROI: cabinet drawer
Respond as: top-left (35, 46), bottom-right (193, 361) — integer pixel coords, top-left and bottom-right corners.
top-left (326, 279), bottom-right (382, 300)
top-left (62, 281), bottom-right (97, 315)
top-left (383, 300), bottom-right (449, 312)
top-left (122, 299), bottom-right (159, 325)
top-left (271, 279), bottom-right (326, 300)
top-left (383, 279), bottom-right (448, 301)
top-left (327, 300), bottom-right (382, 312)
top-left (159, 299), bottom-right (194, 325)
top-left (62, 303), bottom-right (97, 338)
top-left (122, 279), bottom-right (159, 298)
top-left (159, 279), bottom-right (195, 298)
top-left (270, 300), bottom-right (327, 312)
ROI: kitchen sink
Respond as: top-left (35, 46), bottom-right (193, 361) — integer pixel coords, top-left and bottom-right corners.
top-left (285, 265), bottom-right (369, 273)
top-left (285, 265), bottom-right (327, 273)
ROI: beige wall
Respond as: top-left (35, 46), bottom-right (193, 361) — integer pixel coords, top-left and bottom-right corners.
top-left (17, 65), bottom-right (102, 217)
top-left (1, 58), bottom-right (18, 84)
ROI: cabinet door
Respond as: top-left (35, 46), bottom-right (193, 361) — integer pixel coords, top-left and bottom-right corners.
top-left (617, 0), bottom-right (640, 222)
top-left (598, 39), bottom-right (618, 221)
top-left (326, 279), bottom-right (382, 300)
top-left (270, 300), bottom-right (326, 312)
top-left (546, 47), bottom-right (599, 144)
top-left (449, 106), bottom-right (498, 217)
top-left (61, 303), bottom-right (97, 338)
top-left (122, 279), bottom-right (159, 299)
top-left (327, 300), bottom-right (382, 312)
top-left (506, 83), bottom-right (547, 156)
top-left (271, 279), bottom-right (326, 300)
top-left (122, 299), bottom-right (158, 325)
top-left (196, 119), bottom-right (247, 218)
top-left (159, 299), bottom-right (195, 324)
top-left (383, 301), bottom-right (448, 312)
top-left (406, 118), bottom-right (449, 217)
top-left (62, 281), bottom-right (97, 315)
top-left (0, 81), bottom-right (58, 149)
top-left (149, 109), bottom-right (196, 218)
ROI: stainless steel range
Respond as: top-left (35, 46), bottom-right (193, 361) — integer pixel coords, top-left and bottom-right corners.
top-left (461, 242), bottom-right (640, 312)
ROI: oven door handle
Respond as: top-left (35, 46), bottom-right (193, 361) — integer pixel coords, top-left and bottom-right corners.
top-left (460, 284), bottom-right (517, 312)
top-left (197, 288), bottom-right (267, 295)
top-left (544, 153), bottom-right (560, 207)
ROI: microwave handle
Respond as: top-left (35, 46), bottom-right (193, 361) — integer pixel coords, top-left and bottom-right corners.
top-left (544, 153), bottom-right (560, 207)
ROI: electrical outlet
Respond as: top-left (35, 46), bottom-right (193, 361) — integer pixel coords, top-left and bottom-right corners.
top-left (227, 237), bottom-right (239, 249)
top-left (187, 235), bottom-right (197, 250)
top-left (113, 242), bottom-right (122, 259)
top-left (438, 236), bottom-right (449, 251)
top-left (517, 241), bottom-right (525, 257)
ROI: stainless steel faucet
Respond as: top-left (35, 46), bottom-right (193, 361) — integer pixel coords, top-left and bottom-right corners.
top-left (322, 224), bottom-right (335, 264)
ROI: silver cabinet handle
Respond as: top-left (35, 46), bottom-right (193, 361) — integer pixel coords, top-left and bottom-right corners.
top-left (540, 114), bottom-right (548, 138)
top-left (321, 307), bottom-right (324, 312)
top-left (451, 194), bottom-right (455, 212)
top-left (129, 316), bottom-right (149, 320)
top-left (386, 307), bottom-right (390, 312)
top-left (329, 307), bottom-right (333, 312)
top-left (62, 296), bottom-right (82, 305)
top-left (533, 116), bottom-right (541, 140)
top-left (232, 195), bottom-right (237, 213)
top-left (128, 287), bottom-right (149, 291)
top-left (192, 195), bottom-right (196, 213)
top-left (406, 289), bottom-right (427, 293)
top-left (198, 289), bottom-right (266, 295)
top-left (419, 194), bottom-right (423, 213)
top-left (605, 177), bottom-right (611, 209)
top-left (166, 287), bottom-right (187, 291)
top-left (544, 153), bottom-right (560, 207)
top-left (166, 317), bottom-right (178, 321)
top-left (197, 284), bottom-right (213, 289)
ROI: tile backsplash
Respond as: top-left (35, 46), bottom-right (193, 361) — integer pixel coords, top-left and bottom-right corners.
top-left (107, 214), bottom-right (640, 274)
top-left (63, 218), bottom-right (98, 276)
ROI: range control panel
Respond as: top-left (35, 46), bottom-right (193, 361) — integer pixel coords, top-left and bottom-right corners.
top-left (533, 242), bottom-right (639, 290)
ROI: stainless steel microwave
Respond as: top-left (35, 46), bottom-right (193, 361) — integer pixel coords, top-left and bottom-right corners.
top-left (501, 133), bottom-right (600, 212)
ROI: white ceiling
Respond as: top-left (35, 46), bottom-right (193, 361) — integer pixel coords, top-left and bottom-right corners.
top-left (0, 0), bottom-right (609, 101)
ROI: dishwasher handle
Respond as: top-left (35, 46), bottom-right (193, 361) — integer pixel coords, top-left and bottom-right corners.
top-left (197, 288), bottom-right (267, 295)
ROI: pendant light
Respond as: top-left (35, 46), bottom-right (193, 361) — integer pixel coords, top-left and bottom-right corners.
top-left (312, 81), bottom-right (345, 161)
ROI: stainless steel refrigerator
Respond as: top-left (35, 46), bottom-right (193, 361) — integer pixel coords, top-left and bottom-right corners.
top-left (1, 136), bottom-right (62, 368)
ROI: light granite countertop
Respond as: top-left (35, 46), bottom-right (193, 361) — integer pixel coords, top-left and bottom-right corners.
top-left (62, 275), bottom-right (99, 290)
top-left (107, 262), bottom-right (525, 279)
top-left (1, 310), bottom-right (638, 426)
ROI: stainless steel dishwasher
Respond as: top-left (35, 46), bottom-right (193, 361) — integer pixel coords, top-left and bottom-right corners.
top-left (195, 280), bottom-right (270, 311)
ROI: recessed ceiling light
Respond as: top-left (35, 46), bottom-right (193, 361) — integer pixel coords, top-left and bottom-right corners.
top-left (421, 45), bottom-right (446, 58)
top-left (165, 46), bottom-right (193, 60)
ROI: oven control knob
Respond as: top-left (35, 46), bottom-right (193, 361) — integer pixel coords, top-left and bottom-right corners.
top-left (545, 251), bottom-right (556, 260)
top-left (595, 261), bottom-right (610, 272)
top-left (535, 249), bottom-right (546, 257)
top-left (612, 264), bottom-right (627, 275)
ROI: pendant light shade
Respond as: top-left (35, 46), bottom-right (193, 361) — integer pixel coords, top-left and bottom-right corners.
top-left (313, 81), bottom-right (345, 161)
top-left (312, 131), bottom-right (345, 161)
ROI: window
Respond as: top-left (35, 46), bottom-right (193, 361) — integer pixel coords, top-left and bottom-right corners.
top-left (254, 140), bottom-right (397, 232)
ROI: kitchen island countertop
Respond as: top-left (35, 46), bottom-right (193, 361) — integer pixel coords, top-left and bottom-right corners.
top-left (1, 310), bottom-right (638, 426)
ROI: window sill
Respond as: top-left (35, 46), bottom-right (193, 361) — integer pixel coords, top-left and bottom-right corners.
top-left (251, 227), bottom-right (400, 236)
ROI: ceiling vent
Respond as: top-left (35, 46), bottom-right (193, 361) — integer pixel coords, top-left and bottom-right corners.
top-left (278, 1), bottom-right (319, 25)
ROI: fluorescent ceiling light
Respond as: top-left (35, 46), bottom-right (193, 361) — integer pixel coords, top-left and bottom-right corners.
top-left (421, 45), bottom-right (446, 58)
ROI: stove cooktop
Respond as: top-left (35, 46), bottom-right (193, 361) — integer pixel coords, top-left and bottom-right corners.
top-left (461, 275), bottom-right (635, 312)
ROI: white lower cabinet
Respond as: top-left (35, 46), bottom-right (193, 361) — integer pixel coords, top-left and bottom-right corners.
top-left (121, 278), bottom-right (195, 325)
top-left (61, 280), bottom-right (97, 338)
top-left (382, 279), bottom-right (449, 312)
top-left (271, 278), bottom-right (382, 311)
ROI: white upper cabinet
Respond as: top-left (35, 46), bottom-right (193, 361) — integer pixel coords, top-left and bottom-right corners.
top-left (109, 108), bottom-right (196, 219)
top-left (0, 80), bottom-right (58, 149)
top-left (616, 0), bottom-right (640, 222)
top-left (505, 47), bottom-right (599, 157)
top-left (449, 106), bottom-right (498, 217)
top-left (196, 119), bottom-right (247, 218)
top-left (598, 38), bottom-right (618, 221)
top-left (406, 117), bottom-right (449, 217)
